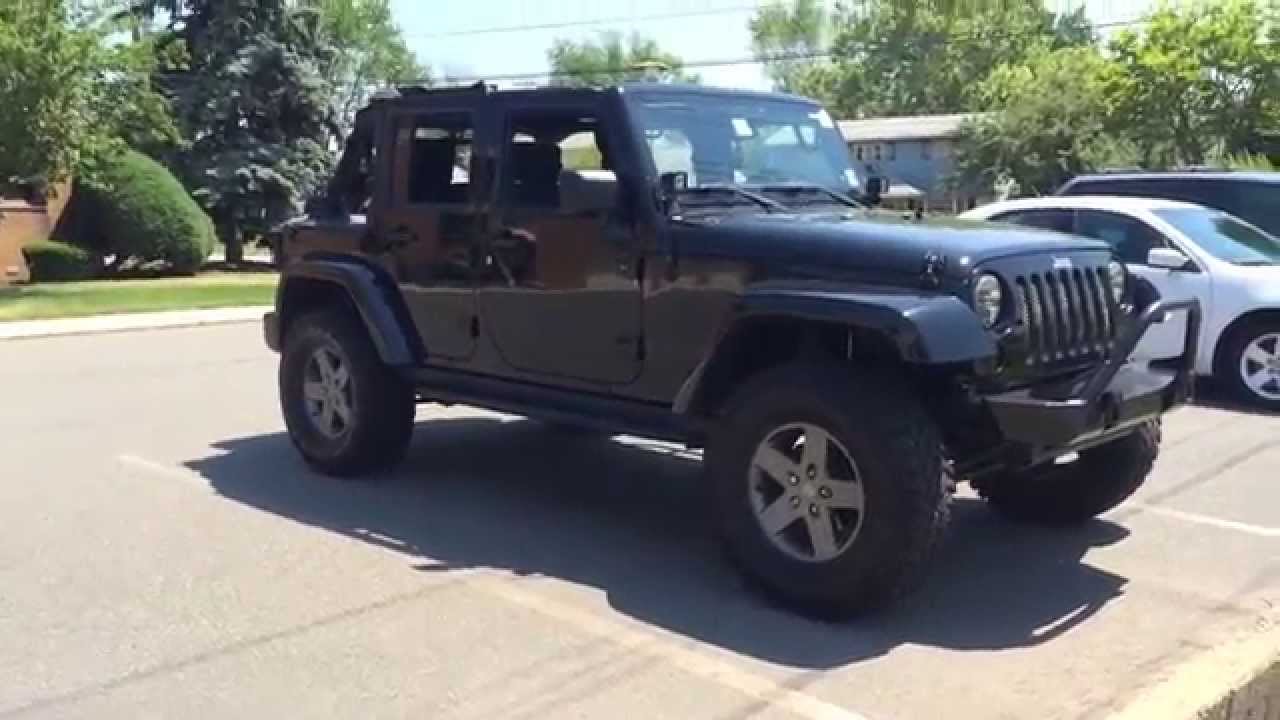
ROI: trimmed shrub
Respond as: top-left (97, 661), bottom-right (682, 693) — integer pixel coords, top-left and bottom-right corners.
top-left (72, 150), bottom-right (217, 274)
top-left (23, 240), bottom-right (97, 282)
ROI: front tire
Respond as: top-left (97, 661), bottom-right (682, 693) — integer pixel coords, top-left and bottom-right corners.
top-left (1218, 320), bottom-right (1280, 411)
top-left (706, 363), bottom-right (950, 619)
top-left (279, 308), bottom-right (415, 477)
top-left (975, 421), bottom-right (1160, 525)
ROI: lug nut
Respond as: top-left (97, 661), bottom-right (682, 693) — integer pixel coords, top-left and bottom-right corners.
top-left (819, 486), bottom-right (832, 499)
top-left (790, 496), bottom-right (801, 509)
top-left (788, 474), bottom-right (799, 485)
top-left (806, 466), bottom-right (817, 479)
top-left (809, 504), bottom-right (819, 516)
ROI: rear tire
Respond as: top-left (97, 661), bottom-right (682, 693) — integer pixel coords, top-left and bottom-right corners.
top-left (706, 363), bottom-right (950, 619)
top-left (975, 421), bottom-right (1160, 525)
top-left (279, 308), bottom-right (415, 477)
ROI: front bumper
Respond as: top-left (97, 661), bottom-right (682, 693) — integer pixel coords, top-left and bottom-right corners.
top-left (985, 298), bottom-right (1201, 455)
top-left (263, 311), bottom-right (280, 353)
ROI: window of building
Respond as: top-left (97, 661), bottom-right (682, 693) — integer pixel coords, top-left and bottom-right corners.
top-left (402, 113), bottom-right (473, 205)
top-left (873, 144), bottom-right (882, 161)
top-left (854, 145), bottom-right (865, 161)
top-left (887, 142), bottom-right (897, 161)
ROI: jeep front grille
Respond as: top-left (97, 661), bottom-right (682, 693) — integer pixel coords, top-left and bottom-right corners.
top-left (1014, 267), bottom-right (1116, 366)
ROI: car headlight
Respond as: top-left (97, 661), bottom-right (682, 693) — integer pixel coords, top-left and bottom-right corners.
top-left (1107, 261), bottom-right (1126, 304)
top-left (972, 273), bottom-right (1003, 328)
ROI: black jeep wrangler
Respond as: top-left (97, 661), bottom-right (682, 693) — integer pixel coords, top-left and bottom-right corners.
top-left (264, 82), bottom-right (1199, 618)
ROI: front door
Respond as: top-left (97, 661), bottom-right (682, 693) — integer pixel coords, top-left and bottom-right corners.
top-left (380, 109), bottom-right (483, 361)
top-left (475, 102), bottom-right (643, 385)
top-left (1074, 209), bottom-right (1210, 361)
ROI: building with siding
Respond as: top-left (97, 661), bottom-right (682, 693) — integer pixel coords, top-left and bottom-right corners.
top-left (838, 113), bottom-right (991, 213)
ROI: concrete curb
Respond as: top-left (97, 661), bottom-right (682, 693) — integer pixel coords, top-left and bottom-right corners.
top-left (0, 305), bottom-right (272, 341)
top-left (1109, 612), bottom-right (1280, 720)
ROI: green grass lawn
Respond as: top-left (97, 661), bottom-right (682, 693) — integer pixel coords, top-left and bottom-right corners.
top-left (0, 273), bottom-right (278, 322)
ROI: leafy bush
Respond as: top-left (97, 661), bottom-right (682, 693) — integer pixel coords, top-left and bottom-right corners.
top-left (73, 149), bottom-right (216, 274)
top-left (22, 240), bottom-right (97, 282)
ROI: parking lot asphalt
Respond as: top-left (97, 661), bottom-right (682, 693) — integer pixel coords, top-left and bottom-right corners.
top-left (2, 323), bottom-right (1278, 719)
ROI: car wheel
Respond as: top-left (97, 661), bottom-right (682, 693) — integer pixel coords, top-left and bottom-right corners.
top-left (706, 363), bottom-right (950, 619)
top-left (1219, 320), bottom-right (1280, 411)
top-left (279, 308), bottom-right (415, 477)
top-left (975, 421), bottom-right (1159, 525)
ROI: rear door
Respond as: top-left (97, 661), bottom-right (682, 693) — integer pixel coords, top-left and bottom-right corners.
top-left (379, 105), bottom-right (487, 361)
top-left (1073, 209), bottom-right (1210, 361)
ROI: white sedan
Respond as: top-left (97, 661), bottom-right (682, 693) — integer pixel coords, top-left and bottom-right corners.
top-left (962, 196), bottom-right (1280, 410)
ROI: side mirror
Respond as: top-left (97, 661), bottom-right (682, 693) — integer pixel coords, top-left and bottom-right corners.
top-left (863, 176), bottom-right (884, 206)
top-left (560, 169), bottom-right (618, 215)
top-left (1147, 247), bottom-right (1193, 271)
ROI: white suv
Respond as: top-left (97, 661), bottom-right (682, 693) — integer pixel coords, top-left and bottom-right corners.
top-left (963, 196), bottom-right (1280, 410)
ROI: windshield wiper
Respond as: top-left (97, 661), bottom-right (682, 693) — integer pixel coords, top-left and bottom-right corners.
top-left (680, 184), bottom-right (789, 213)
top-left (753, 183), bottom-right (862, 209)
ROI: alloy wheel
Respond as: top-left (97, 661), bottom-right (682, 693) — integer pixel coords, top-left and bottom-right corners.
top-left (748, 422), bottom-right (865, 563)
top-left (1239, 332), bottom-right (1280, 402)
top-left (303, 345), bottom-right (354, 439)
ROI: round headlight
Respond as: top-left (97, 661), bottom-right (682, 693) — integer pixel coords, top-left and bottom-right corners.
top-left (972, 273), bottom-right (1003, 328)
top-left (1107, 261), bottom-right (1126, 304)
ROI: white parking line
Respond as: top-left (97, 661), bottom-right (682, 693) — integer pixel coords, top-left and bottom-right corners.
top-left (474, 575), bottom-right (871, 720)
top-left (1129, 504), bottom-right (1280, 538)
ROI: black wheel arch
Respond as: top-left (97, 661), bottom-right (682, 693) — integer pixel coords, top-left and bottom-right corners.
top-left (277, 254), bottom-right (424, 367)
top-left (674, 288), bottom-right (997, 419)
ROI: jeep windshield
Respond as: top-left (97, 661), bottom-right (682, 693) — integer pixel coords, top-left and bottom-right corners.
top-left (625, 90), bottom-right (861, 210)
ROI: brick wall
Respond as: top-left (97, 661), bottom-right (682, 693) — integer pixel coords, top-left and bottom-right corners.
top-left (0, 183), bottom-right (72, 286)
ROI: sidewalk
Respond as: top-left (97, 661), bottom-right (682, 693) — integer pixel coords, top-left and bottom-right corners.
top-left (0, 305), bottom-right (271, 341)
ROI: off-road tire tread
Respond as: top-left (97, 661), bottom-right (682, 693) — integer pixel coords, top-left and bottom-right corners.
top-left (706, 362), bottom-right (950, 620)
top-left (977, 420), bottom-right (1160, 525)
top-left (280, 308), bottom-right (415, 477)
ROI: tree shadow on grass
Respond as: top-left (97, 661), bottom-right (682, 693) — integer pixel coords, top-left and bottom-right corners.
top-left (186, 416), bottom-right (1130, 669)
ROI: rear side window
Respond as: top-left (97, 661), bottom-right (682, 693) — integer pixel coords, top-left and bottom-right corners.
top-left (991, 209), bottom-right (1075, 234)
top-left (397, 113), bottom-right (474, 205)
top-left (1063, 177), bottom-right (1280, 237)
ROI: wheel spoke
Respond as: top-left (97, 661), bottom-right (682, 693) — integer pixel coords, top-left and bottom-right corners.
top-left (314, 350), bottom-right (336, 384)
top-left (752, 446), bottom-right (798, 484)
top-left (757, 495), bottom-right (800, 536)
top-left (303, 380), bottom-right (327, 402)
top-left (319, 401), bottom-right (337, 433)
top-left (331, 363), bottom-right (350, 389)
top-left (1244, 344), bottom-right (1273, 367)
top-left (800, 425), bottom-right (829, 479)
top-left (805, 512), bottom-right (839, 560)
top-left (823, 480), bottom-right (864, 511)
top-left (331, 394), bottom-right (352, 424)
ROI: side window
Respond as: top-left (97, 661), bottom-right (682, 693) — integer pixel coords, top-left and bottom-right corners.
top-left (400, 113), bottom-right (473, 205)
top-left (504, 108), bottom-right (608, 209)
top-left (1075, 210), bottom-right (1167, 264)
top-left (993, 209), bottom-right (1075, 234)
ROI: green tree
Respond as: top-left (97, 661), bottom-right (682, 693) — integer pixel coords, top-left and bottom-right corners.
top-left (1108, 0), bottom-right (1280, 167)
top-left (0, 0), bottom-right (177, 189)
top-left (774, 0), bottom-right (1093, 117)
top-left (547, 31), bottom-right (696, 87)
top-left (305, 0), bottom-right (428, 136)
top-left (951, 46), bottom-right (1135, 197)
top-left (749, 0), bottom-right (828, 93)
top-left (154, 0), bottom-right (337, 263)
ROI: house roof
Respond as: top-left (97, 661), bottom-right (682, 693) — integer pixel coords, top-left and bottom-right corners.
top-left (838, 113), bottom-right (987, 143)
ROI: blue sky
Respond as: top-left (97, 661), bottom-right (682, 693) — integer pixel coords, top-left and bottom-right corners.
top-left (390, 0), bottom-right (1160, 91)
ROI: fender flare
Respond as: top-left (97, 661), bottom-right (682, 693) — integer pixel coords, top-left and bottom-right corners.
top-left (277, 255), bottom-right (423, 366)
top-left (673, 287), bottom-right (997, 415)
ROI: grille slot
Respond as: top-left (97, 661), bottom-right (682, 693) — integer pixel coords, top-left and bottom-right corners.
top-left (1013, 265), bottom-right (1115, 366)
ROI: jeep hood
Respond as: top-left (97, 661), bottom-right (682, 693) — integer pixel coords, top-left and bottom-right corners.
top-left (678, 211), bottom-right (1110, 281)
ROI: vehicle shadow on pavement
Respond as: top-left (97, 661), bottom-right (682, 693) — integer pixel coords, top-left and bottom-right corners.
top-left (187, 416), bottom-right (1131, 670)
